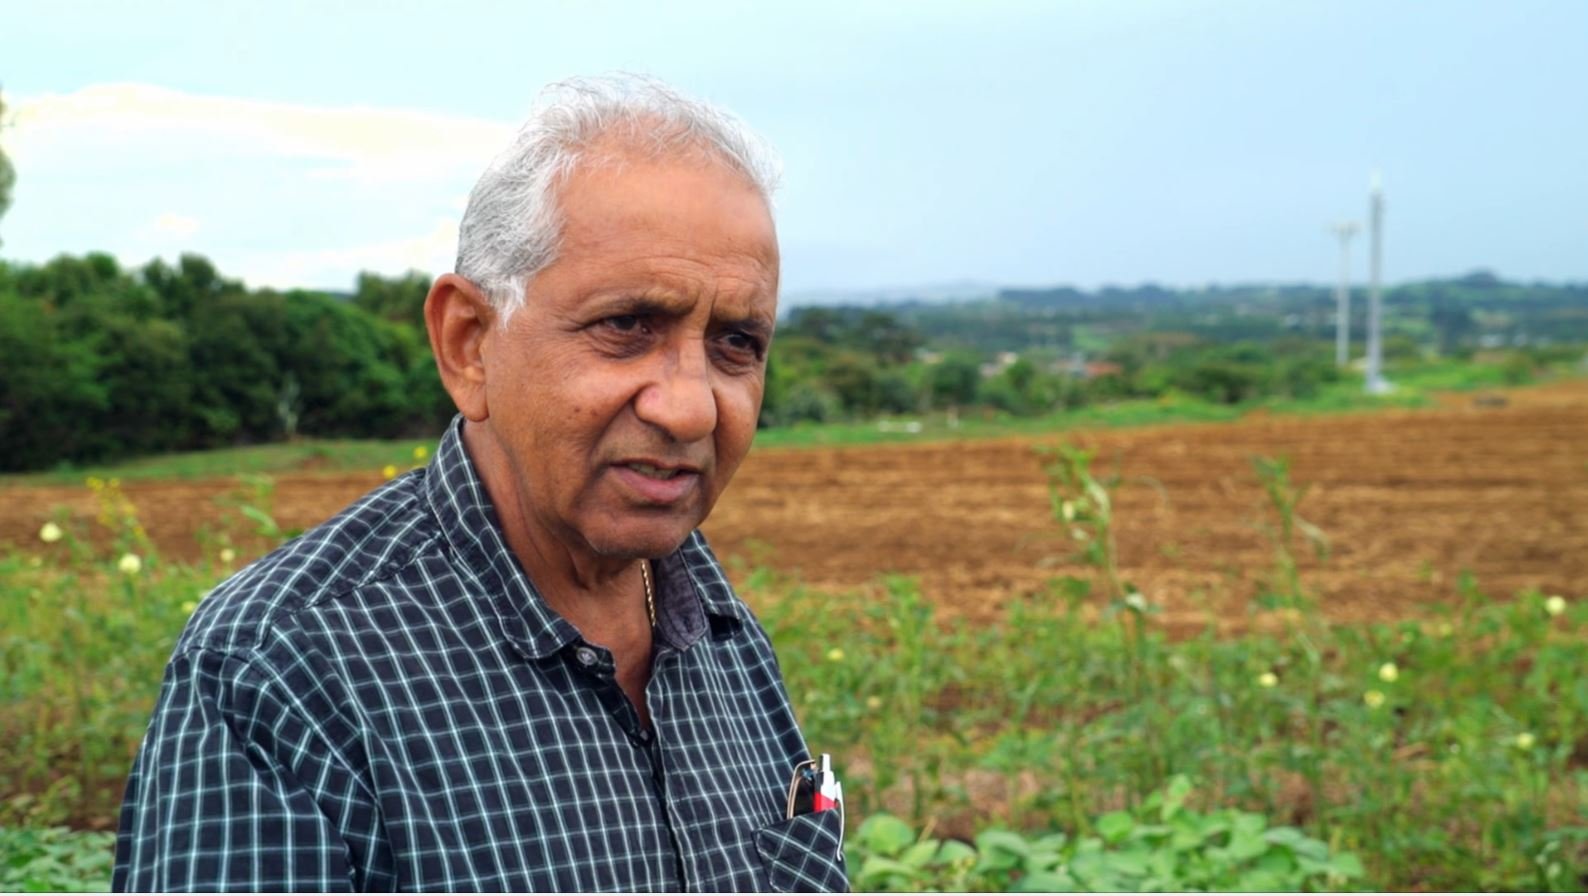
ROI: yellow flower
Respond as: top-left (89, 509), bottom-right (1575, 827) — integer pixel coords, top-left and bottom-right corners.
top-left (1257, 671), bottom-right (1279, 688)
top-left (181, 600), bottom-right (198, 614)
top-left (1514, 732), bottom-right (1535, 750)
top-left (86, 476), bottom-right (104, 490)
top-left (382, 464), bottom-right (399, 479)
top-left (1378, 662), bottom-right (1399, 683)
top-left (219, 548), bottom-right (237, 565)
top-left (865, 696), bottom-right (883, 711)
top-left (1544, 595), bottom-right (1567, 617)
top-left (1363, 689), bottom-right (1386, 709)
top-left (1060, 500), bottom-right (1076, 522)
top-left (412, 445), bottom-right (429, 461)
top-left (38, 522), bottom-right (64, 543)
top-left (1435, 621), bottom-right (1454, 638)
top-left (826, 647), bottom-right (845, 662)
top-left (117, 553), bottom-right (143, 576)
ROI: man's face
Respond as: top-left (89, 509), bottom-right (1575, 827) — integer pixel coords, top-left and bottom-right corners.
top-left (477, 151), bottom-right (779, 562)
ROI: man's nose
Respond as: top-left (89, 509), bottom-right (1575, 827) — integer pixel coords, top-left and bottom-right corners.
top-left (635, 340), bottom-right (718, 444)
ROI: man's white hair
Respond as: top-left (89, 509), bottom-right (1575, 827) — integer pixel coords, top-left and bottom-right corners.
top-left (455, 74), bottom-right (781, 318)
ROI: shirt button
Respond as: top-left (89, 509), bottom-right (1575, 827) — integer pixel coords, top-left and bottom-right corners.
top-left (574, 646), bottom-right (599, 666)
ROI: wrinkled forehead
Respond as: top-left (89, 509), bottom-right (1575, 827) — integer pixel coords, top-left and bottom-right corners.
top-left (557, 147), bottom-right (778, 261)
top-left (569, 120), bottom-right (769, 190)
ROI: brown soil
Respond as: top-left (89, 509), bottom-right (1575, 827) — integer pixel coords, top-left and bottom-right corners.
top-left (4, 380), bottom-right (1585, 632)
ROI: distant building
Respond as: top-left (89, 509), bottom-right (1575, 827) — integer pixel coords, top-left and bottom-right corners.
top-left (979, 351), bottom-right (1020, 378)
top-left (1057, 353), bottom-right (1122, 379)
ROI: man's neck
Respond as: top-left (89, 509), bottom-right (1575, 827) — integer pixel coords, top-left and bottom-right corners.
top-left (461, 420), bottom-right (655, 705)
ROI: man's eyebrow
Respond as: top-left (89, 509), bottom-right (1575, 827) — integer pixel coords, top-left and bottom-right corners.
top-left (590, 295), bottom-right (687, 317)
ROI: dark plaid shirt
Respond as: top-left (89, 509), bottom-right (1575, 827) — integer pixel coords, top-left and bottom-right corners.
top-left (113, 418), bottom-right (847, 892)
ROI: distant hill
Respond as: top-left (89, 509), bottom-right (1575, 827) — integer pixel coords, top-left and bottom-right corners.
top-left (782, 271), bottom-right (1588, 354)
top-left (780, 280), bottom-right (999, 311)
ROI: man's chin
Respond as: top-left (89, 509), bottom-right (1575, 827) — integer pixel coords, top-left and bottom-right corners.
top-left (585, 516), bottom-right (699, 560)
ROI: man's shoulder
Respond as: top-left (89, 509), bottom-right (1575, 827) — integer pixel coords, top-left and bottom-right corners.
top-left (177, 469), bottom-right (442, 658)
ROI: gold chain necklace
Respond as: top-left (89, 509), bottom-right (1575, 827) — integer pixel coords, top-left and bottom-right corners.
top-left (640, 559), bottom-right (656, 628)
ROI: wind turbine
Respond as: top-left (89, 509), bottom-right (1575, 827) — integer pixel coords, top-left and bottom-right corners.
top-left (1330, 221), bottom-right (1360, 367)
top-left (1364, 172), bottom-right (1391, 394)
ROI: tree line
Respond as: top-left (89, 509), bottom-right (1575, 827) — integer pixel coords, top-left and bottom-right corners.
top-left (3, 252), bottom-right (1582, 472)
top-left (760, 307), bottom-right (1351, 425)
top-left (0, 254), bottom-right (449, 471)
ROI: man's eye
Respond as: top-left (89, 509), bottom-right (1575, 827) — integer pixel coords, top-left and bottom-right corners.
top-left (604, 314), bottom-right (643, 333)
top-left (719, 331), bottom-right (765, 360)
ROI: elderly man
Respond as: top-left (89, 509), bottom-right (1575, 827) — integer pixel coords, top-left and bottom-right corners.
top-left (113, 76), bottom-right (846, 893)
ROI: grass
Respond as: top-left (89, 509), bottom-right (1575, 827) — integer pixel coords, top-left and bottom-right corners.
top-left (2, 439), bottom-right (436, 486)
top-left (1, 441), bottom-right (1583, 890)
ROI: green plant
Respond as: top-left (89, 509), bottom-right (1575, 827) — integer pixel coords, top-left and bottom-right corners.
top-left (0, 826), bottom-right (116, 892)
top-left (847, 777), bottom-right (1365, 892)
top-left (1038, 443), bottom-right (1165, 721)
top-left (1250, 455), bottom-right (1328, 613)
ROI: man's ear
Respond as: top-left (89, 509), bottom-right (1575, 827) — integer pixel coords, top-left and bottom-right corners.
top-left (425, 273), bottom-right (496, 422)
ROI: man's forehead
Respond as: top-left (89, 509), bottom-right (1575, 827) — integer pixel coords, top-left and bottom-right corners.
top-left (556, 147), bottom-right (775, 240)
top-left (551, 157), bottom-right (776, 283)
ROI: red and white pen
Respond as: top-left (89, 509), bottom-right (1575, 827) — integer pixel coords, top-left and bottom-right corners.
top-left (813, 753), bottom-right (841, 812)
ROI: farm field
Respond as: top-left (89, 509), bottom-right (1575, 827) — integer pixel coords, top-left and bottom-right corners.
top-left (3, 379), bottom-right (1585, 890)
top-left (718, 378), bottom-right (1588, 632)
top-left (4, 379), bottom-right (1584, 631)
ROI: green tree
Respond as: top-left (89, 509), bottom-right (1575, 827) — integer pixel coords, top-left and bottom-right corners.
top-left (352, 270), bottom-right (431, 329)
top-left (1174, 343), bottom-right (1272, 404)
top-left (73, 310), bottom-right (196, 458)
top-left (0, 290), bottom-right (109, 470)
top-left (783, 307), bottom-right (844, 343)
top-left (822, 351), bottom-right (884, 416)
top-left (278, 291), bottom-right (414, 437)
top-left (927, 352), bottom-right (982, 408)
top-left (141, 254), bottom-right (245, 320)
top-left (186, 290), bottom-right (289, 442)
top-left (856, 311), bottom-right (923, 364)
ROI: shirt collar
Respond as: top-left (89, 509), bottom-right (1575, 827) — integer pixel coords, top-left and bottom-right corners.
top-left (423, 416), bottom-right (746, 660)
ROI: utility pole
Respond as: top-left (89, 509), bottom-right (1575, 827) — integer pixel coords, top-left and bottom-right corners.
top-left (1365, 172), bottom-right (1390, 393)
top-left (1331, 221), bottom-right (1360, 367)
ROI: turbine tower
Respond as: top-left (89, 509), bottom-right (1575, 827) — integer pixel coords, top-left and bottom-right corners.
top-left (1364, 172), bottom-right (1390, 394)
top-left (1331, 221), bottom-right (1360, 367)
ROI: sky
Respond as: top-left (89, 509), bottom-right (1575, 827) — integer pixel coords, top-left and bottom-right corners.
top-left (3, 0), bottom-right (1586, 300)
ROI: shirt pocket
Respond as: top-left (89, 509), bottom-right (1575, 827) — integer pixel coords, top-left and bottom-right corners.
top-left (754, 810), bottom-right (849, 892)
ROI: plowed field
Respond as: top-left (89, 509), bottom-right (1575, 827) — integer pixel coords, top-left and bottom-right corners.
top-left (5, 380), bottom-right (1585, 632)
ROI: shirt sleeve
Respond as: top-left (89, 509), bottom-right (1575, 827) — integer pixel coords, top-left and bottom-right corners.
top-left (113, 648), bottom-right (379, 892)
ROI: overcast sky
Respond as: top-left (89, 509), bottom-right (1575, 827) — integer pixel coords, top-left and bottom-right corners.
top-left (3, 0), bottom-right (1585, 298)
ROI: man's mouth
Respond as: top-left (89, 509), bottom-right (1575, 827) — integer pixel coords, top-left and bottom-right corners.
top-left (611, 459), bottom-right (704, 504)
top-left (624, 462), bottom-right (683, 480)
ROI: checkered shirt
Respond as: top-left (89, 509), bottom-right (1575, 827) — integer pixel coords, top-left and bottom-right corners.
top-left (112, 417), bottom-right (847, 892)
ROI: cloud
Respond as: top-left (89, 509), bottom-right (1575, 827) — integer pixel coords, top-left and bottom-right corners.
top-left (229, 217), bottom-right (460, 291)
top-left (10, 83), bottom-right (514, 183)
top-left (5, 84), bottom-right (511, 289)
top-left (147, 212), bottom-right (201, 239)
